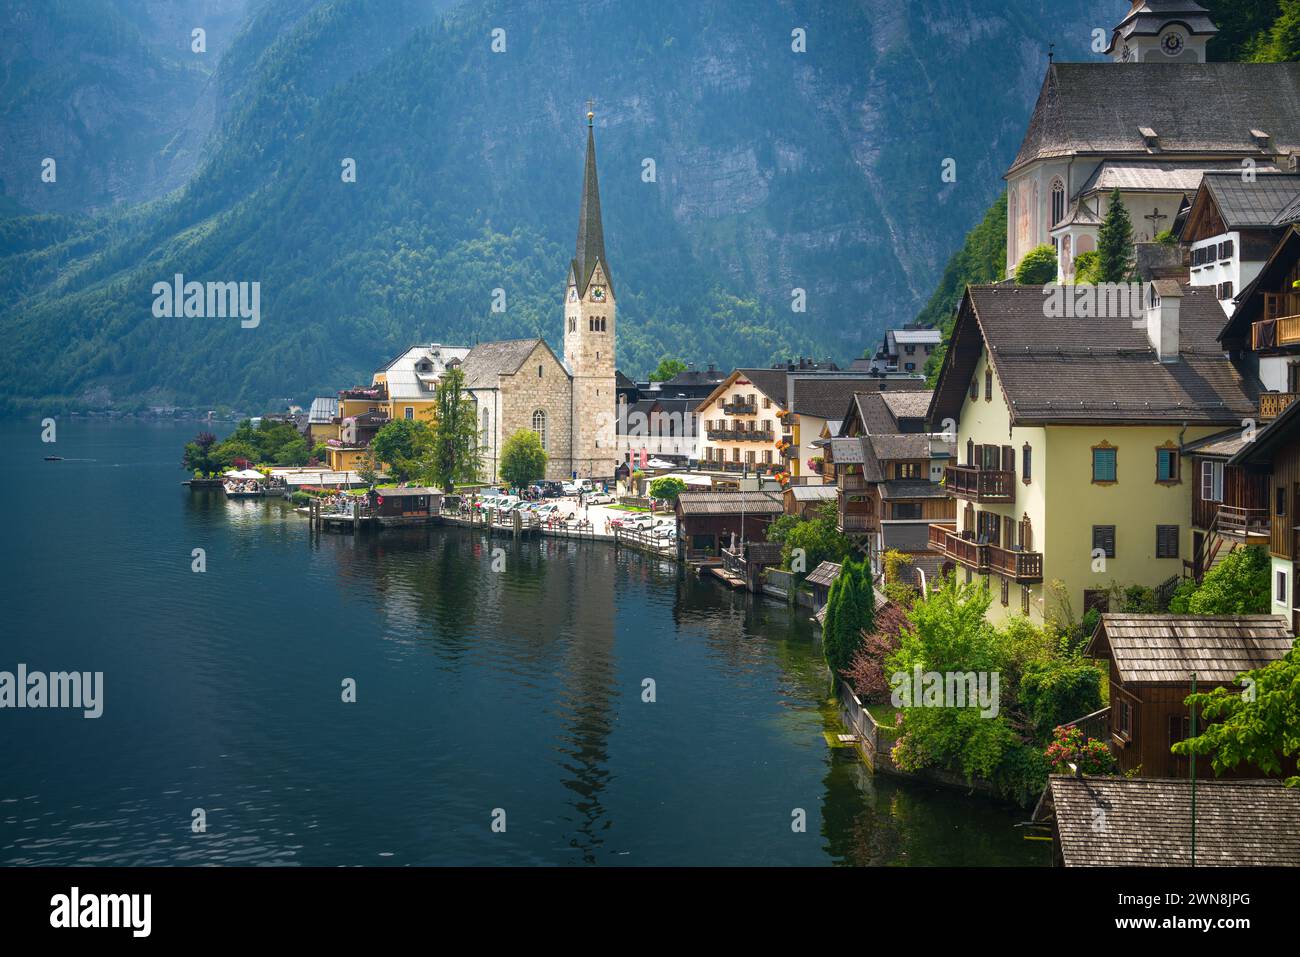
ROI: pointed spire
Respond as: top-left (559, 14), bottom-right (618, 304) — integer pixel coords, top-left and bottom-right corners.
top-left (573, 105), bottom-right (609, 295)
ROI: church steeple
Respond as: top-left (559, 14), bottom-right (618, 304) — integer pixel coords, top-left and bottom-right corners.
top-left (1105, 1), bottom-right (1218, 63)
top-left (573, 109), bottom-right (610, 296)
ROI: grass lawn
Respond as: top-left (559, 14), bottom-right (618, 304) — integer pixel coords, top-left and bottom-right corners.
top-left (343, 482), bottom-right (399, 496)
top-left (867, 703), bottom-right (899, 728)
top-left (609, 504), bottom-right (650, 513)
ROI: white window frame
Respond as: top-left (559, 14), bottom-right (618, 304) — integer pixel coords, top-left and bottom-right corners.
top-left (1200, 460), bottom-right (1224, 503)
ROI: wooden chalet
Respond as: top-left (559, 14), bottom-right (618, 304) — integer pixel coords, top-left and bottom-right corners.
top-left (1220, 225), bottom-right (1300, 418)
top-left (824, 391), bottom-right (954, 573)
top-left (1181, 429), bottom-right (1269, 581)
top-left (1034, 776), bottom-right (1300, 867)
top-left (1228, 395), bottom-right (1300, 632)
top-left (1085, 614), bottom-right (1293, 778)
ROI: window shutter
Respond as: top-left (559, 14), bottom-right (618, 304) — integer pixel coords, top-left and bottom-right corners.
top-left (1002, 445), bottom-right (1014, 473)
top-left (1092, 525), bottom-right (1116, 557)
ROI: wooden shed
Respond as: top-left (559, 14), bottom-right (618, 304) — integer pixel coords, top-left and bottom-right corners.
top-left (1085, 614), bottom-right (1293, 778)
top-left (674, 490), bottom-right (784, 561)
top-left (367, 487), bottom-right (442, 525)
top-left (1034, 775), bottom-right (1300, 867)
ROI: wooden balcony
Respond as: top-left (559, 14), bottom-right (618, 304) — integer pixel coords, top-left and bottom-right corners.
top-left (1251, 294), bottom-right (1300, 350)
top-left (707, 428), bottom-right (774, 442)
top-left (839, 473), bottom-right (868, 491)
top-left (722, 400), bottom-right (757, 415)
top-left (928, 522), bottom-right (988, 572)
top-left (1260, 392), bottom-right (1300, 420)
top-left (988, 543), bottom-right (1044, 582)
top-left (838, 511), bottom-right (875, 533)
top-left (1217, 504), bottom-right (1270, 541)
top-left (944, 464), bottom-right (1016, 504)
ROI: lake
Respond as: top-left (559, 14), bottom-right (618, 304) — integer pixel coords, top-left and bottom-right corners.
top-left (0, 419), bottom-right (1046, 866)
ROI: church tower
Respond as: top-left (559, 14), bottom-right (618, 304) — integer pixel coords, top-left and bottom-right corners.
top-left (564, 109), bottom-right (618, 479)
top-left (1105, 1), bottom-right (1218, 63)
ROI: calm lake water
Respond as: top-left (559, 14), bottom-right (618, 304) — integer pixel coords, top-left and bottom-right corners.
top-left (0, 420), bottom-right (1047, 866)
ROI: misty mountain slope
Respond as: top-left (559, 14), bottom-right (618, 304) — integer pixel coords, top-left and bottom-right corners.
top-left (0, 0), bottom-right (1107, 412)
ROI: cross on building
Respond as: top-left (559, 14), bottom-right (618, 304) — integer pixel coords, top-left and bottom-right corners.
top-left (1145, 207), bottom-right (1167, 235)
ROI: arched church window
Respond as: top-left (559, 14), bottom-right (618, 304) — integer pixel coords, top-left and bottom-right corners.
top-left (481, 408), bottom-right (490, 444)
top-left (532, 409), bottom-right (547, 450)
top-left (538, 364), bottom-right (543, 378)
top-left (1050, 178), bottom-right (1065, 227)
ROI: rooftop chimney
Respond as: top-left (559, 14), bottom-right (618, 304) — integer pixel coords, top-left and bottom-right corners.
top-left (1145, 280), bottom-right (1182, 362)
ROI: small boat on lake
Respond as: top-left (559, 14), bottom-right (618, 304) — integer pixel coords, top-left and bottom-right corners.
top-left (44, 455), bottom-right (63, 461)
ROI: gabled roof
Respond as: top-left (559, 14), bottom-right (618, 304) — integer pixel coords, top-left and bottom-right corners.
top-left (929, 284), bottom-right (1258, 427)
top-left (1087, 613), bottom-right (1293, 684)
top-left (382, 344), bottom-right (472, 400)
top-left (1197, 171), bottom-right (1300, 229)
top-left (878, 390), bottom-right (932, 422)
top-left (1038, 776), bottom-right (1300, 867)
top-left (804, 561), bottom-right (842, 588)
top-left (460, 338), bottom-right (568, 390)
top-left (790, 377), bottom-right (895, 419)
top-left (1008, 63), bottom-right (1300, 176)
top-left (889, 328), bottom-right (942, 348)
top-left (693, 368), bottom-right (789, 413)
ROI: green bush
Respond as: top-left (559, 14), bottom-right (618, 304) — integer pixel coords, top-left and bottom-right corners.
top-left (1015, 243), bottom-right (1058, 285)
top-left (1019, 659), bottom-right (1105, 742)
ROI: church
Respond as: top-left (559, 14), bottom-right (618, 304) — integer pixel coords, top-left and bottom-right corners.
top-left (322, 110), bottom-right (619, 483)
top-left (1006, 0), bottom-right (1300, 286)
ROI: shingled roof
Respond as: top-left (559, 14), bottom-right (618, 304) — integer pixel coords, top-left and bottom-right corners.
top-left (929, 284), bottom-right (1258, 427)
top-left (675, 490), bottom-right (784, 516)
top-left (790, 377), bottom-right (896, 419)
top-left (460, 339), bottom-right (559, 389)
top-left (1198, 171), bottom-right (1300, 229)
top-left (1087, 614), bottom-right (1293, 684)
top-left (1009, 62), bottom-right (1300, 176)
top-left (1038, 776), bottom-right (1300, 867)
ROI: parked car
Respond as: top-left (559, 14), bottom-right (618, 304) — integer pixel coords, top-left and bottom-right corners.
top-left (586, 492), bottom-right (614, 505)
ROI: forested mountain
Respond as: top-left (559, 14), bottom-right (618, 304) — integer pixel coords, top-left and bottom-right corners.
top-left (0, 0), bottom-right (1106, 412)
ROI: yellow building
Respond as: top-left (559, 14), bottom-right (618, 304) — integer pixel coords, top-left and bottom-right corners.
top-left (927, 282), bottom-right (1258, 625)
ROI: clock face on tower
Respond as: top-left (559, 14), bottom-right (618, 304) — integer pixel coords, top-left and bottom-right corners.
top-left (1161, 32), bottom-right (1184, 56)
top-left (591, 285), bottom-right (606, 302)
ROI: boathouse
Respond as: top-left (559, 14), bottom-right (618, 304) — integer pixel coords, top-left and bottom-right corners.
top-left (367, 487), bottom-right (443, 525)
top-left (675, 490), bottom-right (783, 561)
